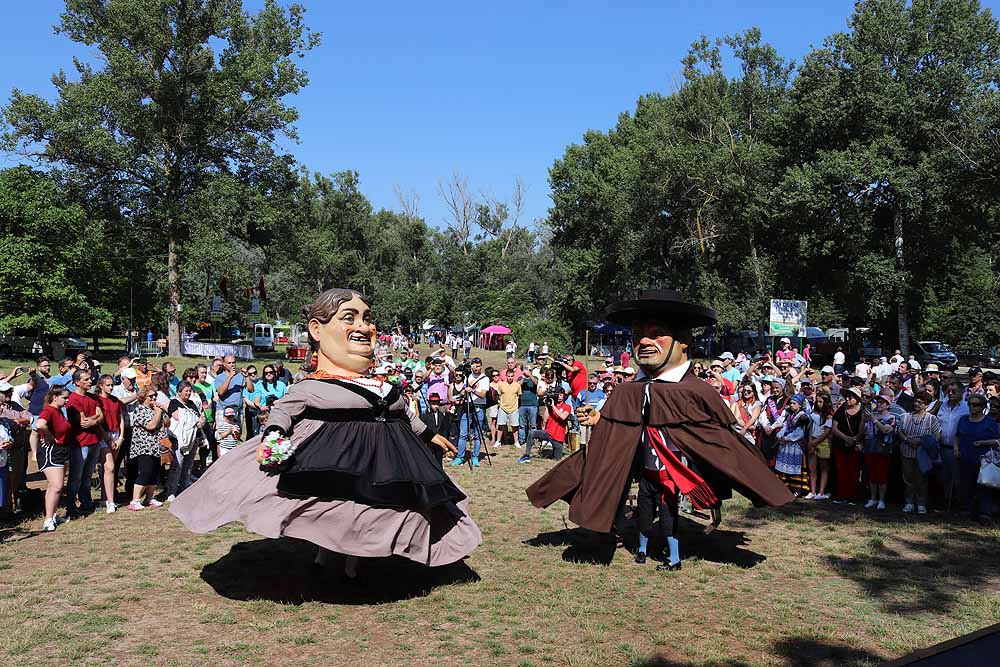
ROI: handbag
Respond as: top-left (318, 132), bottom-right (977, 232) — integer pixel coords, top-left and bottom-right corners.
top-left (158, 436), bottom-right (174, 465)
top-left (977, 449), bottom-right (1000, 490)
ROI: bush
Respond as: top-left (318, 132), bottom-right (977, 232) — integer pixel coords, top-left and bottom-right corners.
top-left (511, 318), bottom-right (572, 356)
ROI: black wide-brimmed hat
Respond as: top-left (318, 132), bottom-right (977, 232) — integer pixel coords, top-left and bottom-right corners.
top-left (604, 289), bottom-right (717, 328)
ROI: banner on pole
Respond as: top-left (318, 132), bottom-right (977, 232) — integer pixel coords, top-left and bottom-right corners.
top-left (769, 299), bottom-right (807, 337)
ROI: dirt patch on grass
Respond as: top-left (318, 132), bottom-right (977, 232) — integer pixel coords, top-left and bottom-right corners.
top-left (1, 452), bottom-right (998, 667)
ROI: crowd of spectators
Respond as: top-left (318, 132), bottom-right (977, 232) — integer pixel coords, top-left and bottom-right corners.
top-left (0, 333), bottom-right (996, 530)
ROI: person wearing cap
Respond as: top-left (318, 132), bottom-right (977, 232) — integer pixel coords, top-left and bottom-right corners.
top-left (771, 393), bottom-right (812, 496)
top-left (966, 367), bottom-right (986, 399)
top-left (718, 352), bottom-right (742, 386)
top-left (708, 361), bottom-right (736, 402)
top-left (527, 289), bottom-right (792, 572)
top-left (863, 389), bottom-right (897, 510)
top-left (816, 365), bottom-right (840, 405)
top-left (775, 339), bottom-right (796, 364)
top-left (574, 375), bottom-right (606, 451)
top-left (215, 406), bottom-right (242, 458)
top-left (759, 378), bottom-right (790, 462)
top-left (450, 357), bottom-right (489, 467)
top-left (134, 358), bottom-right (155, 390)
top-left (830, 387), bottom-right (866, 503)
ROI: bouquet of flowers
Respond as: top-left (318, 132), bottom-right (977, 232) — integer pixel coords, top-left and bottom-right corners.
top-left (258, 431), bottom-right (296, 472)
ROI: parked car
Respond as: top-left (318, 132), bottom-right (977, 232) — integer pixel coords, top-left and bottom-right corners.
top-left (0, 328), bottom-right (88, 359)
top-left (912, 340), bottom-right (958, 371)
top-left (954, 348), bottom-right (1000, 369)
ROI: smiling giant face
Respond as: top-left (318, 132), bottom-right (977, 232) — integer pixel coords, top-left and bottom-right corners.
top-left (632, 318), bottom-right (690, 377)
top-left (308, 296), bottom-right (377, 375)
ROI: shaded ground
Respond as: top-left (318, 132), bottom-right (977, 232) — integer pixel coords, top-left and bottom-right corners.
top-left (0, 452), bottom-right (998, 667)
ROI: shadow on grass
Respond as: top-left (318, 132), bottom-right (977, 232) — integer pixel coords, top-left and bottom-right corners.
top-left (201, 538), bottom-right (479, 604)
top-left (633, 635), bottom-right (883, 667)
top-left (523, 519), bottom-right (766, 568)
top-left (746, 499), bottom-right (1000, 615)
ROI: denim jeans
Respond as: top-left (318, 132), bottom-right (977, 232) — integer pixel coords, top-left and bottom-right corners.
top-left (524, 429), bottom-right (563, 459)
top-left (457, 404), bottom-right (486, 460)
top-left (518, 405), bottom-right (538, 445)
top-left (66, 444), bottom-right (101, 512)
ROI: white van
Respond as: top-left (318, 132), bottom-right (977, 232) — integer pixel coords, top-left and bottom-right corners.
top-left (253, 323), bottom-right (275, 352)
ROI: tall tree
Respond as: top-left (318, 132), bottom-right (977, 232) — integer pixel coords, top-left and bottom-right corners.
top-left (783, 0), bottom-right (1000, 353)
top-left (2, 0), bottom-right (319, 355)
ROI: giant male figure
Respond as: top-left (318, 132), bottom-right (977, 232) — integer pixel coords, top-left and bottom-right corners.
top-left (526, 290), bottom-right (792, 568)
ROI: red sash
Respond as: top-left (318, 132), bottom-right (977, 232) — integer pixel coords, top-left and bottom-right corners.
top-left (644, 427), bottom-right (719, 509)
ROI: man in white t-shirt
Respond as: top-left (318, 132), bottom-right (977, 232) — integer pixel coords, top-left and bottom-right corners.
top-left (450, 357), bottom-right (490, 467)
top-left (833, 347), bottom-right (846, 374)
top-left (854, 355), bottom-right (871, 380)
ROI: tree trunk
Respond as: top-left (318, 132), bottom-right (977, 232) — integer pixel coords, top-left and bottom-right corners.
top-left (894, 213), bottom-right (910, 356)
top-left (167, 228), bottom-right (182, 357)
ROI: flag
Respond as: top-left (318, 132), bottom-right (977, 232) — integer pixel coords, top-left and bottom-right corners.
top-left (258, 276), bottom-right (266, 302)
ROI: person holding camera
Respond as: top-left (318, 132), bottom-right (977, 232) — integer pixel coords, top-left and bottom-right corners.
top-left (575, 374), bottom-right (606, 450)
top-left (519, 387), bottom-right (570, 463)
top-left (551, 354), bottom-right (588, 402)
top-left (214, 355), bottom-right (254, 440)
top-left (449, 358), bottom-right (490, 467)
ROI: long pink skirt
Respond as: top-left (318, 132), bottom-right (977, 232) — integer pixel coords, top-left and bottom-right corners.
top-left (169, 441), bottom-right (481, 567)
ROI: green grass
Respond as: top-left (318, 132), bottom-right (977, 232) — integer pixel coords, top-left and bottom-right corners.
top-left (1, 440), bottom-right (998, 666)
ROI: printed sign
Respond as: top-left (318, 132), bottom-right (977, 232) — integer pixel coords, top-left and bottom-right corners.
top-left (769, 299), bottom-right (807, 337)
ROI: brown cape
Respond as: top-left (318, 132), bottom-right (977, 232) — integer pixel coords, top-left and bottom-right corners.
top-left (526, 372), bottom-right (794, 533)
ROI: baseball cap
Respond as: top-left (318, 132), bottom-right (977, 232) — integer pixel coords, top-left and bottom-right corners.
top-left (120, 367), bottom-right (137, 380)
top-left (623, 367), bottom-right (635, 375)
top-left (720, 351), bottom-right (735, 361)
top-left (223, 407), bottom-right (236, 417)
top-left (471, 357), bottom-right (482, 364)
top-left (970, 366), bottom-right (983, 376)
top-left (0, 381), bottom-right (12, 392)
top-left (374, 364), bottom-right (392, 374)
top-left (924, 363), bottom-right (940, 372)
top-left (821, 365), bottom-right (835, 374)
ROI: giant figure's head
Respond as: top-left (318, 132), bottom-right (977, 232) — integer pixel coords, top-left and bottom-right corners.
top-left (604, 289), bottom-right (717, 378)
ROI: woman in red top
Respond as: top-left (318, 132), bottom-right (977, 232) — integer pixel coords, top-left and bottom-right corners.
top-left (35, 387), bottom-right (72, 531)
top-left (96, 375), bottom-right (125, 514)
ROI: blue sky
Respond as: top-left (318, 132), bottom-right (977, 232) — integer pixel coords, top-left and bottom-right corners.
top-left (2, 1), bottom-right (998, 230)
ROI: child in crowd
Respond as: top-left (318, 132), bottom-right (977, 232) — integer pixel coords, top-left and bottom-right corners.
top-left (215, 407), bottom-right (241, 457)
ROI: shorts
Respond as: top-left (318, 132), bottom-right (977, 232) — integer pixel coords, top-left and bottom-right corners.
top-left (133, 454), bottom-right (161, 486)
top-left (101, 431), bottom-right (120, 449)
top-left (38, 444), bottom-right (69, 471)
top-left (497, 409), bottom-right (519, 428)
top-left (815, 440), bottom-right (831, 459)
top-left (487, 405), bottom-right (499, 420)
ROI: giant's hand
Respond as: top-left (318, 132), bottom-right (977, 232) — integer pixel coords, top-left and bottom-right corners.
top-left (430, 433), bottom-right (457, 457)
top-left (576, 405), bottom-right (601, 427)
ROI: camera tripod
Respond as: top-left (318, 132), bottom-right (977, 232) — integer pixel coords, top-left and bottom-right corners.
top-left (454, 396), bottom-right (493, 468)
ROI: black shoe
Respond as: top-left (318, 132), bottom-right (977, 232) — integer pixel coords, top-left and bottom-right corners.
top-left (634, 552), bottom-right (647, 564)
top-left (656, 561), bottom-right (681, 572)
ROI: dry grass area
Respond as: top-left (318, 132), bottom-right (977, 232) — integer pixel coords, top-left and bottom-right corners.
top-left (1, 451), bottom-right (999, 667)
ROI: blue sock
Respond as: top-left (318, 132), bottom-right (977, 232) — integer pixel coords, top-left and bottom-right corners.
top-left (667, 536), bottom-right (680, 565)
top-left (638, 532), bottom-right (649, 555)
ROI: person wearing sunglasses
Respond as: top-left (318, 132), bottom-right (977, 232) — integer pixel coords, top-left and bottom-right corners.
top-left (954, 394), bottom-right (999, 523)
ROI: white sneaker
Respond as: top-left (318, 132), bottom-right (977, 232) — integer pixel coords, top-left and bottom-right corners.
top-left (864, 499), bottom-right (877, 509)
top-left (917, 505), bottom-right (927, 514)
top-left (166, 494), bottom-right (176, 503)
top-left (148, 499), bottom-right (164, 508)
top-left (105, 501), bottom-right (117, 514)
top-left (804, 493), bottom-right (816, 499)
top-left (876, 501), bottom-right (886, 510)
top-left (42, 518), bottom-right (56, 532)
top-left (902, 503), bottom-right (914, 513)
top-left (127, 501), bottom-right (144, 511)
top-left (514, 443), bottom-right (522, 449)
